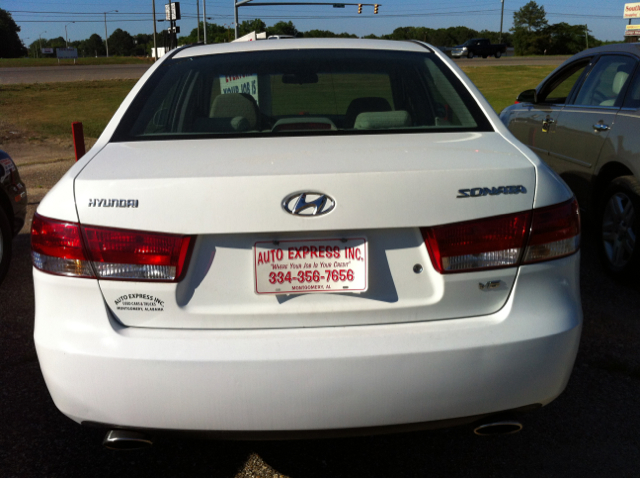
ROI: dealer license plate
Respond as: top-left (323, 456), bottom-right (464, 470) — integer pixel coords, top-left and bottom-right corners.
top-left (254, 237), bottom-right (368, 294)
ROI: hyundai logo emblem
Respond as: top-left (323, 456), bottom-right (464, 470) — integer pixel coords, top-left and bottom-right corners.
top-left (282, 192), bottom-right (336, 216)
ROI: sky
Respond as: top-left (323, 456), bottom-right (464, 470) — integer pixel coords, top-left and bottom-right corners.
top-left (5, 0), bottom-right (638, 47)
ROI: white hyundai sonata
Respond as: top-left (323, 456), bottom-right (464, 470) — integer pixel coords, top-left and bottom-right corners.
top-left (32, 39), bottom-right (582, 444)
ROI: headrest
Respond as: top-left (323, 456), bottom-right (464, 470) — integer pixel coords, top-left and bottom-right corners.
top-left (354, 111), bottom-right (411, 130)
top-left (345, 97), bottom-right (392, 128)
top-left (612, 71), bottom-right (630, 95)
top-left (210, 93), bottom-right (259, 129)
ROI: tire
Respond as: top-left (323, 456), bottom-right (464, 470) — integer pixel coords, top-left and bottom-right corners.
top-left (0, 207), bottom-right (12, 286)
top-left (467, 51), bottom-right (474, 59)
top-left (495, 51), bottom-right (502, 58)
top-left (597, 176), bottom-right (640, 279)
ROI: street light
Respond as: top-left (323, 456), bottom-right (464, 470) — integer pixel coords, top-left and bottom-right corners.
top-left (38, 30), bottom-right (46, 58)
top-left (104, 10), bottom-right (118, 57)
top-left (64, 22), bottom-right (75, 47)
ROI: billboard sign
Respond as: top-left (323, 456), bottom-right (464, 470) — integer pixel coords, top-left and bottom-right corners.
top-left (56, 47), bottom-right (78, 59)
top-left (624, 2), bottom-right (640, 18)
top-left (625, 24), bottom-right (640, 36)
top-left (164, 2), bottom-right (181, 20)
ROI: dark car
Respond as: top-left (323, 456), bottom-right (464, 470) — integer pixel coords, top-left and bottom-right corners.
top-left (500, 43), bottom-right (640, 279)
top-left (451, 38), bottom-right (507, 59)
top-left (0, 150), bottom-right (28, 284)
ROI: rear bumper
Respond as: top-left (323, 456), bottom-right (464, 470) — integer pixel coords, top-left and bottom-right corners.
top-left (34, 254), bottom-right (582, 434)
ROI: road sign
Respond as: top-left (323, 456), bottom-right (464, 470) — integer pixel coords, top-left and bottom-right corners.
top-left (624, 2), bottom-right (640, 18)
top-left (625, 24), bottom-right (640, 36)
top-left (164, 2), bottom-right (181, 20)
top-left (41, 47), bottom-right (54, 54)
top-left (56, 47), bottom-right (78, 59)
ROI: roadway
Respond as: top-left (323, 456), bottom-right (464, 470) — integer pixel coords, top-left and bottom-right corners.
top-left (0, 56), bottom-right (571, 84)
top-left (0, 64), bottom-right (151, 84)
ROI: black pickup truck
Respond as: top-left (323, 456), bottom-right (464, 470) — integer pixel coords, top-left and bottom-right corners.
top-left (450, 38), bottom-right (507, 59)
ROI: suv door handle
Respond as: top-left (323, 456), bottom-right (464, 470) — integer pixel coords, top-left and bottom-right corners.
top-left (542, 118), bottom-right (555, 133)
top-left (593, 123), bottom-right (610, 132)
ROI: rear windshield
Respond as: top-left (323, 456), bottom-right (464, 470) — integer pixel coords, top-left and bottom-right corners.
top-left (112, 48), bottom-right (492, 141)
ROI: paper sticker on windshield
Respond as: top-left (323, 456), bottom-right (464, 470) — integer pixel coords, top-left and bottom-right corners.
top-left (114, 294), bottom-right (164, 312)
top-left (220, 74), bottom-right (259, 104)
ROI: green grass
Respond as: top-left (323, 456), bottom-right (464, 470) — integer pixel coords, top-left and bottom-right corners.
top-left (461, 65), bottom-right (555, 113)
top-left (0, 66), bottom-right (556, 141)
top-left (0, 80), bottom-right (136, 139)
top-left (0, 57), bottom-right (155, 68)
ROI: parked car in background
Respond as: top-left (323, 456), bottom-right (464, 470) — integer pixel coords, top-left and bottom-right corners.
top-left (501, 43), bottom-right (640, 279)
top-left (451, 38), bottom-right (507, 59)
top-left (32, 39), bottom-right (581, 447)
top-left (0, 150), bottom-right (28, 285)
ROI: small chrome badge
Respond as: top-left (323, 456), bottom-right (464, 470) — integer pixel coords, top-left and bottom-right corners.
top-left (88, 199), bottom-right (139, 208)
top-left (457, 186), bottom-right (527, 198)
top-left (282, 192), bottom-right (335, 216)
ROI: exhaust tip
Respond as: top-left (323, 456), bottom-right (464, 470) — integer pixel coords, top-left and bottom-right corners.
top-left (473, 421), bottom-right (523, 436)
top-left (103, 429), bottom-right (153, 450)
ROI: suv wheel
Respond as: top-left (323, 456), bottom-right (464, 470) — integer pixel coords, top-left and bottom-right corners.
top-left (467, 51), bottom-right (474, 59)
top-left (495, 51), bottom-right (502, 58)
top-left (0, 207), bottom-right (12, 285)
top-left (598, 176), bottom-right (639, 279)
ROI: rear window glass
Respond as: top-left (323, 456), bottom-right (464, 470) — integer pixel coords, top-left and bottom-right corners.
top-left (112, 48), bottom-right (492, 141)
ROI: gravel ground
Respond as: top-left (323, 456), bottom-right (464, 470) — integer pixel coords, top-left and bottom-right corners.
top-left (0, 139), bottom-right (639, 477)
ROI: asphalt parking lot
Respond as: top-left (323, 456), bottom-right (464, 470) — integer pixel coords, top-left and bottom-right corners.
top-left (1, 155), bottom-right (639, 476)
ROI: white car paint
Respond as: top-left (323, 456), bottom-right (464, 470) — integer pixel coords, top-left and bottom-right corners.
top-left (33, 39), bottom-right (582, 437)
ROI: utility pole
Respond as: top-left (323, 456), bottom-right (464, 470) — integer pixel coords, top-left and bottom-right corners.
top-left (38, 31), bottom-right (46, 58)
top-left (203, 0), bottom-right (208, 44)
top-left (64, 22), bottom-right (74, 47)
top-left (585, 24), bottom-right (589, 49)
top-left (104, 10), bottom-right (118, 57)
top-left (153, 0), bottom-right (158, 60)
top-left (234, 0), bottom-right (239, 40)
top-left (196, 0), bottom-right (200, 42)
top-left (499, 0), bottom-right (505, 44)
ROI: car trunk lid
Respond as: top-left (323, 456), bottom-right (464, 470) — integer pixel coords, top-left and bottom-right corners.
top-left (74, 132), bottom-right (536, 329)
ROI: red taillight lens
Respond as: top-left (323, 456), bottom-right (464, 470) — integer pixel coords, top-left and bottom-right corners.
top-left (31, 213), bottom-right (192, 282)
top-left (31, 214), bottom-right (95, 278)
top-left (422, 198), bottom-right (580, 274)
top-left (82, 226), bottom-right (191, 281)
top-left (422, 212), bottom-right (531, 273)
top-left (523, 198), bottom-right (580, 264)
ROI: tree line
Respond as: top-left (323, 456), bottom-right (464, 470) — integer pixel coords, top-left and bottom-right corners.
top-left (511, 1), bottom-right (603, 55)
top-left (26, 30), bottom-right (157, 58)
top-left (1, 3), bottom-right (617, 59)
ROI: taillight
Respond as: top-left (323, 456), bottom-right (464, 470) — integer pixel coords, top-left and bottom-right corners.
top-left (522, 198), bottom-right (580, 264)
top-left (31, 214), bottom-right (94, 278)
top-left (31, 213), bottom-right (192, 282)
top-left (422, 198), bottom-right (580, 274)
top-left (422, 212), bottom-right (531, 273)
top-left (82, 225), bottom-right (191, 281)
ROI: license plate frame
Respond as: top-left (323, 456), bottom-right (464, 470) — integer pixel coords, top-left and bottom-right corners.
top-left (254, 237), bottom-right (368, 294)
